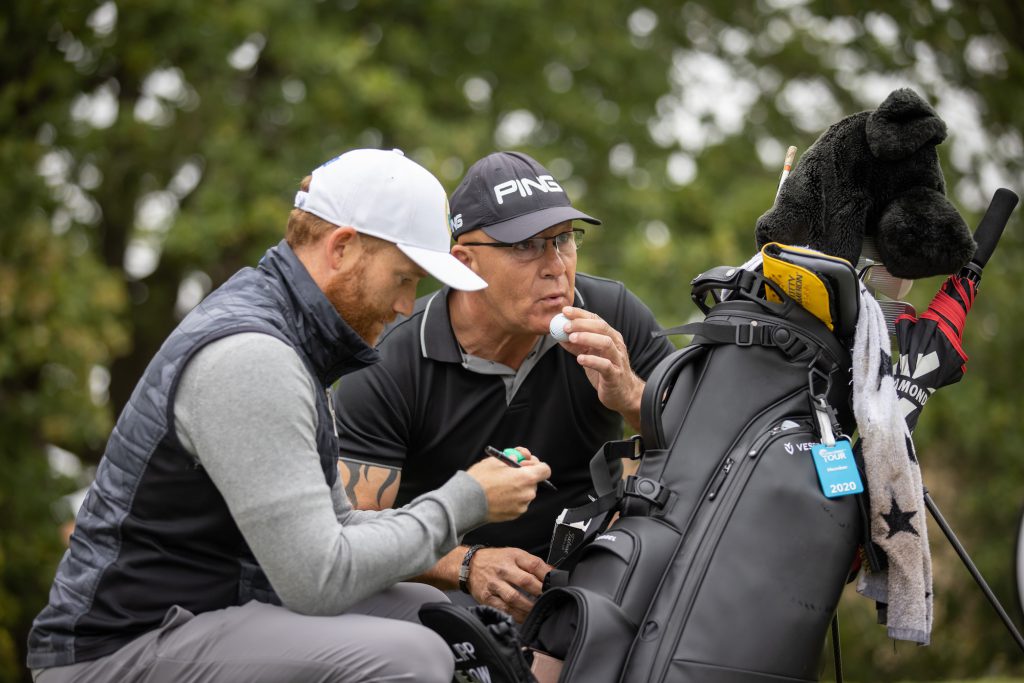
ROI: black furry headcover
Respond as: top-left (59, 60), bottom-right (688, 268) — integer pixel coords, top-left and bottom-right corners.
top-left (755, 88), bottom-right (975, 278)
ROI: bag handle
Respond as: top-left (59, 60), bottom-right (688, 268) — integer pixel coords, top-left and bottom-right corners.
top-left (689, 265), bottom-right (793, 316)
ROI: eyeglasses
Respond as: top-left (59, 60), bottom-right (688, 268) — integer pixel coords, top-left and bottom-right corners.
top-left (461, 229), bottom-right (584, 263)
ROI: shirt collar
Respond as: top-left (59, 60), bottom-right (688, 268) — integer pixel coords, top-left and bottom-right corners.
top-left (419, 286), bottom-right (586, 363)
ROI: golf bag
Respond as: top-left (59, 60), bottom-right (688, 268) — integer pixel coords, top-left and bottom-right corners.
top-left (521, 263), bottom-right (864, 683)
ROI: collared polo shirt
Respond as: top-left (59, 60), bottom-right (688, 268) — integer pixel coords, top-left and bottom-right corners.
top-left (334, 273), bottom-right (675, 556)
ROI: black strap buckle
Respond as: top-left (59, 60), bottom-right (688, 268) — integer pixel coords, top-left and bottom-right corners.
top-left (622, 476), bottom-right (670, 508)
top-left (735, 323), bottom-right (754, 346)
top-left (602, 434), bottom-right (644, 461)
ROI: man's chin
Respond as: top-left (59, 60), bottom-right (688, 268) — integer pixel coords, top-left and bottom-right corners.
top-left (362, 327), bottom-right (383, 347)
top-left (527, 318), bottom-right (557, 338)
top-left (368, 320), bottom-right (391, 347)
top-left (340, 318), bottom-right (384, 347)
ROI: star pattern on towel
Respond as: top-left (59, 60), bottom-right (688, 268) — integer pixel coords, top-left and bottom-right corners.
top-left (882, 496), bottom-right (919, 538)
top-left (877, 350), bottom-right (893, 390)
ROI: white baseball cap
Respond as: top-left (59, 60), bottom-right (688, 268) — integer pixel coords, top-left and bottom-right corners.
top-left (294, 149), bottom-right (487, 291)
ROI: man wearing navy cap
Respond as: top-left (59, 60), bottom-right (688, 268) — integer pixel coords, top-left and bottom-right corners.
top-left (335, 151), bottom-right (674, 621)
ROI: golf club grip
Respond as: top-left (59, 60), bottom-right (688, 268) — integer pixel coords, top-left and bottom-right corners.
top-left (970, 188), bottom-right (1019, 270)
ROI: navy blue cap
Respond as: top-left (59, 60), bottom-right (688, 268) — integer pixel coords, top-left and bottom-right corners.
top-left (449, 152), bottom-right (600, 243)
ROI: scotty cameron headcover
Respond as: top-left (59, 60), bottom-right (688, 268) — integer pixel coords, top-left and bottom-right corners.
top-left (755, 88), bottom-right (975, 278)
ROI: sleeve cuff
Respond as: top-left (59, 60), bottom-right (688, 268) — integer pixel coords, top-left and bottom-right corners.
top-left (436, 470), bottom-right (488, 535)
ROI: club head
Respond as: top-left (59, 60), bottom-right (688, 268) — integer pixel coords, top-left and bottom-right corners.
top-left (860, 262), bottom-right (914, 300)
top-left (857, 236), bottom-right (914, 301)
top-left (875, 299), bottom-right (916, 337)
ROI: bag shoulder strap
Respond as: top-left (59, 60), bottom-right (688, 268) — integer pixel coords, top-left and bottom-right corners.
top-left (665, 319), bottom-right (821, 365)
top-left (548, 439), bottom-right (645, 568)
top-left (639, 345), bottom-right (706, 450)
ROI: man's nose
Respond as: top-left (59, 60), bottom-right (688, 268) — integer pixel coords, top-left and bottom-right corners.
top-left (539, 240), bottom-right (568, 275)
top-left (394, 292), bottom-right (415, 317)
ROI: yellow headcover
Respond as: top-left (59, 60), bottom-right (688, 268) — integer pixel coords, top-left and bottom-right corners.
top-left (761, 243), bottom-right (853, 332)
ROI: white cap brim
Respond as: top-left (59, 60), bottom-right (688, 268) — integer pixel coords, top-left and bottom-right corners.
top-left (397, 243), bottom-right (488, 291)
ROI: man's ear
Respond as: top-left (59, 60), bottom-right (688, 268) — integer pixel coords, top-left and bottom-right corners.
top-left (451, 243), bottom-right (476, 269)
top-left (325, 226), bottom-right (359, 269)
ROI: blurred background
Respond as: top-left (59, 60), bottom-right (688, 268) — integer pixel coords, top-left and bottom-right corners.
top-left (1, 1), bottom-right (1022, 681)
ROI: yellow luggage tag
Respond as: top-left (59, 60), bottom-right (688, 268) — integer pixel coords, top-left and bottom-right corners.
top-left (760, 243), bottom-right (854, 333)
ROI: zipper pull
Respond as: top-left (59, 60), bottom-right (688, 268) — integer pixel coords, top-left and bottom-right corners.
top-left (708, 458), bottom-right (734, 500)
top-left (326, 388), bottom-right (339, 438)
top-left (747, 425), bottom-right (781, 458)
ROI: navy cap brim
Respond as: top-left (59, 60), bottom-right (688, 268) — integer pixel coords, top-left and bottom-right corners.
top-left (478, 206), bottom-right (601, 243)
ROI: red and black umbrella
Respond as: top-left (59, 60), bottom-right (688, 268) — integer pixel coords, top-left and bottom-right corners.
top-left (892, 189), bottom-right (1017, 433)
top-left (893, 273), bottom-right (976, 433)
top-left (888, 188), bottom-right (1023, 652)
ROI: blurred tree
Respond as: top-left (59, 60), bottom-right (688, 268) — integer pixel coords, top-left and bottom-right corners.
top-left (1, 0), bottom-right (1021, 680)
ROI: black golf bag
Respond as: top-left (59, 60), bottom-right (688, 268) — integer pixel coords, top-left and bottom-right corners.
top-left (520, 263), bottom-right (864, 683)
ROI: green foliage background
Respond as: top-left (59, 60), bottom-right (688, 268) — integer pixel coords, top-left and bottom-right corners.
top-left (1, 1), bottom-right (1022, 681)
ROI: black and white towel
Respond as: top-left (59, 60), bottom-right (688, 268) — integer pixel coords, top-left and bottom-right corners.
top-left (852, 283), bottom-right (933, 645)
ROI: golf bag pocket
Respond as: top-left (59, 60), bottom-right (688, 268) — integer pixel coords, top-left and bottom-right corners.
top-left (568, 516), bottom-right (680, 624)
top-left (522, 586), bottom-right (636, 683)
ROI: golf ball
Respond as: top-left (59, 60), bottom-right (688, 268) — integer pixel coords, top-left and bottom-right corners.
top-left (549, 313), bottom-right (570, 342)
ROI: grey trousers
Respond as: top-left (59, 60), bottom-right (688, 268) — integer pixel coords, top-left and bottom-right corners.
top-left (32, 583), bottom-right (453, 683)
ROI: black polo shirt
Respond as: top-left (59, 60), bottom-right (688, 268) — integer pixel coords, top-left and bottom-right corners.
top-left (333, 273), bottom-right (675, 556)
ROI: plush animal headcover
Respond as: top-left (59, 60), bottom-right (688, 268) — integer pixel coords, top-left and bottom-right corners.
top-left (755, 88), bottom-right (975, 278)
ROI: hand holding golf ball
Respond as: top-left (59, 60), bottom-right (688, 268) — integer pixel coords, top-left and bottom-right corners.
top-left (549, 313), bottom-right (571, 342)
top-left (549, 307), bottom-right (645, 425)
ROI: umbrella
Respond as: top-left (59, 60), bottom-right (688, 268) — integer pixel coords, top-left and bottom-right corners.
top-left (893, 274), bottom-right (975, 433)
top-left (893, 188), bottom-right (1018, 432)
top-left (885, 188), bottom-right (1023, 652)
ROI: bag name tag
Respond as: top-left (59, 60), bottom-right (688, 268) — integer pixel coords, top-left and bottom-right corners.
top-left (810, 439), bottom-right (863, 498)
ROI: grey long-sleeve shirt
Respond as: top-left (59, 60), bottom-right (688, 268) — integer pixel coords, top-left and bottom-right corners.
top-left (173, 332), bottom-right (488, 615)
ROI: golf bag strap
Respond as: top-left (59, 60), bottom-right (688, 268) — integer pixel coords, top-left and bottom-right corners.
top-left (590, 437), bottom-right (642, 496)
top-left (559, 473), bottom-right (670, 529)
top-left (662, 320), bottom-right (814, 362)
top-left (640, 345), bottom-right (707, 450)
top-left (558, 490), bottom-right (620, 528)
top-left (544, 443), bottom-right (632, 569)
top-left (551, 438), bottom-right (662, 568)
top-left (558, 439), bottom-right (639, 528)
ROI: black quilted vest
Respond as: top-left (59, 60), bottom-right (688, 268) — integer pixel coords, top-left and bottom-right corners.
top-left (27, 240), bottom-right (378, 668)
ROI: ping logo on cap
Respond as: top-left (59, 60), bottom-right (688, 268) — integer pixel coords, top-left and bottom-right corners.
top-left (492, 175), bottom-right (564, 205)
